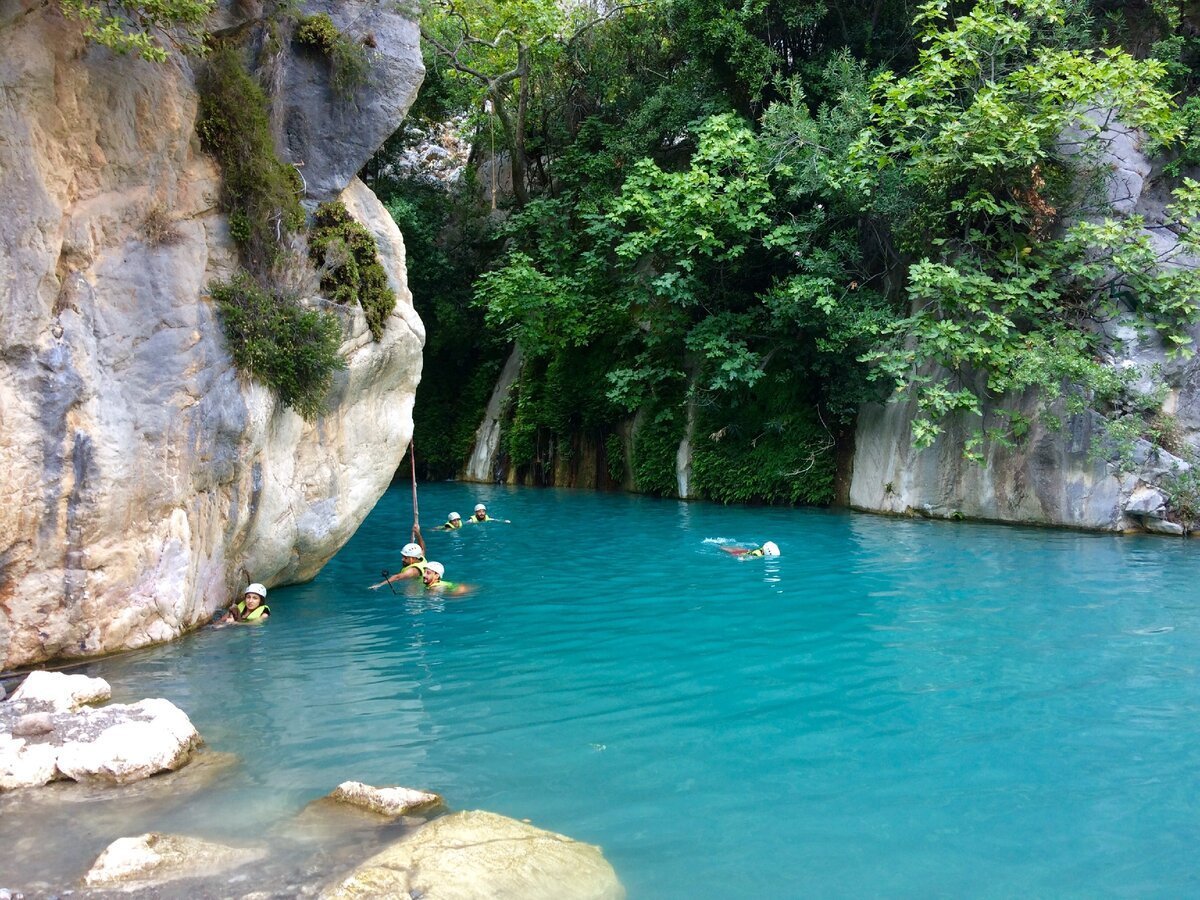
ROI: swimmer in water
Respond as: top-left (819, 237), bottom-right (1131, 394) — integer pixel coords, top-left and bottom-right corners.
top-left (719, 541), bottom-right (780, 559)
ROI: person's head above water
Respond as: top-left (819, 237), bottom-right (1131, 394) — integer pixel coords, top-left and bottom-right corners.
top-left (401, 542), bottom-right (424, 562)
top-left (449, 511), bottom-right (461, 522)
top-left (472, 503), bottom-right (487, 520)
top-left (423, 561), bottom-right (445, 585)
top-left (761, 541), bottom-right (780, 557)
top-left (244, 583), bottom-right (267, 602)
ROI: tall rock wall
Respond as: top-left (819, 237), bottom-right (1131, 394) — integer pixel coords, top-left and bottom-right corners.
top-left (0, 1), bottom-right (425, 668)
top-left (850, 125), bottom-right (1199, 533)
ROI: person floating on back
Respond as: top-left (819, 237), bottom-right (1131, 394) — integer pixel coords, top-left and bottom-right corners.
top-left (435, 511), bottom-right (463, 531)
top-left (422, 561), bottom-right (473, 595)
top-left (370, 526), bottom-right (428, 588)
top-left (720, 541), bottom-right (781, 559)
top-left (467, 502), bottom-right (509, 523)
top-left (220, 583), bottom-right (271, 624)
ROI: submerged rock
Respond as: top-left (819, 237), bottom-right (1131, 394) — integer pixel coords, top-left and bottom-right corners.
top-left (84, 832), bottom-right (265, 888)
top-left (320, 809), bottom-right (624, 900)
top-left (0, 675), bottom-right (201, 790)
top-left (326, 780), bottom-right (442, 818)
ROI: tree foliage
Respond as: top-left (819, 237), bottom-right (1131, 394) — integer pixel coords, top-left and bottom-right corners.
top-left (378, 0), bottom-right (1200, 502)
top-left (60, 0), bottom-right (212, 61)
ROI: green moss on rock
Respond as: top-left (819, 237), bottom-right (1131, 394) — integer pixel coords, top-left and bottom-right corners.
top-left (196, 45), bottom-right (304, 272)
top-left (309, 201), bottom-right (396, 341)
top-left (210, 272), bottom-right (345, 420)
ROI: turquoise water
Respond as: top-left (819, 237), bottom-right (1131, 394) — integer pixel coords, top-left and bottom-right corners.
top-left (17, 484), bottom-right (1200, 896)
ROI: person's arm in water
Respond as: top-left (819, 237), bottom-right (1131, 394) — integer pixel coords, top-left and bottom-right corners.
top-left (719, 545), bottom-right (752, 556)
top-left (369, 564), bottom-right (421, 589)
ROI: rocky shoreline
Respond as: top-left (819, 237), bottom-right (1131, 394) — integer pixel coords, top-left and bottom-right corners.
top-left (0, 673), bottom-right (624, 899)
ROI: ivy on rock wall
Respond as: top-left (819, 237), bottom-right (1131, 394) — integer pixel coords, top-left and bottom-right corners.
top-left (61, 0), bottom-right (212, 61)
top-left (209, 273), bottom-right (345, 421)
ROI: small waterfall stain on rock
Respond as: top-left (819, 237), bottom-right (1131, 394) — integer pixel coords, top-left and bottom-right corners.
top-left (63, 432), bottom-right (95, 632)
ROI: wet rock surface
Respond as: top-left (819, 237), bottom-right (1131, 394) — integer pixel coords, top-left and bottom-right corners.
top-left (84, 832), bottom-right (266, 888)
top-left (325, 780), bottom-right (442, 818)
top-left (320, 809), bottom-right (625, 900)
top-left (1, 674), bottom-right (201, 790)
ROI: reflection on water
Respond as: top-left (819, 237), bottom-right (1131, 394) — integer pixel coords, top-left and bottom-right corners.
top-left (4, 485), bottom-right (1200, 897)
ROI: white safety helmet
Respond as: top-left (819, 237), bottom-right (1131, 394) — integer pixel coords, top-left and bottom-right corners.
top-left (401, 543), bottom-right (423, 558)
top-left (449, 511), bottom-right (462, 521)
top-left (474, 503), bottom-right (487, 512)
top-left (245, 583), bottom-right (267, 599)
top-left (761, 541), bottom-right (780, 557)
top-left (425, 561), bottom-right (445, 577)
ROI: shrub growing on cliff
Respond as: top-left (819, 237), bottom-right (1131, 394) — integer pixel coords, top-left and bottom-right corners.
top-left (294, 13), bottom-right (371, 98)
top-left (308, 201), bottom-right (396, 341)
top-left (839, 0), bottom-right (1198, 458)
top-left (210, 272), bottom-right (345, 420)
top-left (196, 45), bottom-right (305, 273)
top-left (60, 0), bottom-right (213, 62)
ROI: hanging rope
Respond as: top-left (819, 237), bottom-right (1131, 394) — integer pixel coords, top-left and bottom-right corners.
top-left (488, 98), bottom-right (497, 211)
top-left (409, 439), bottom-right (420, 530)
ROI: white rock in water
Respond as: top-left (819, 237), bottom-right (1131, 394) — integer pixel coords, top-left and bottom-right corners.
top-left (1144, 518), bottom-right (1185, 536)
top-left (0, 732), bottom-right (60, 791)
top-left (321, 809), bottom-right (625, 900)
top-left (54, 699), bottom-right (201, 784)
top-left (10, 671), bottom-right (111, 711)
top-left (327, 780), bottom-right (442, 817)
top-left (85, 833), bottom-right (265, 887)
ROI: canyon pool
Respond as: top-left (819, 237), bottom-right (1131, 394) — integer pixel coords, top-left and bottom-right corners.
top-left (5, 482), bottom-right (1200, 897)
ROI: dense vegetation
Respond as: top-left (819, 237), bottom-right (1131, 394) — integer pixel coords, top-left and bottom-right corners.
top-left (209, 273), bottom-right (345, 421)
top-left (370, 0), bottom-right (1200, 504)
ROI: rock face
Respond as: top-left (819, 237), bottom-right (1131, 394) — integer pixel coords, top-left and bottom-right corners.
top-left (850, 124), bottom-right (1199, 533)
top-left (0, 1), bottom-right (425, 668)
top-left (1, 673), bottom-right (202, 790)
top-left (277, 1), bottom-right (424, 202)
top-left (321, 809), bottom-right (625, 900)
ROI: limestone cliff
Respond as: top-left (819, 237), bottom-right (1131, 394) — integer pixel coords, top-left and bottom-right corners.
top-left (0, 0), bottom-right (425, 668)
top-left (850, 125), bottom-right (1199, 534)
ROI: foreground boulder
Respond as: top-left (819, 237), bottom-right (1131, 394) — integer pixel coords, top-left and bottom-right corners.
top-left (85, 832), bottom-right (265, 888)
top-left (0, 674), bottom-right (200, 790)
top-left (320, 809), bottom-right (625, 900)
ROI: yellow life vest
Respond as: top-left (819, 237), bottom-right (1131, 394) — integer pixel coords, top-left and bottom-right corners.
top-left (235, 600), bottom-right (270, 621)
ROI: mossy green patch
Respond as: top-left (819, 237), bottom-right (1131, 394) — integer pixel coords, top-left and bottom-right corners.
top-left (210, 272), bottom-right (345, 420)
top-left (632, 401), bottom-right (684, 497)
top-left (196, 45), bottom-right (304, 273)
top-left (294, 13), bottom-right (370, 98)
top-left (309, 201), bottom-right (397, 341)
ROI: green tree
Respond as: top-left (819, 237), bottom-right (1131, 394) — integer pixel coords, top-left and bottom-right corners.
top-left (840, 0), bottom-right (1198, 458)
top-left (60, 0), bottom-right (213, 61)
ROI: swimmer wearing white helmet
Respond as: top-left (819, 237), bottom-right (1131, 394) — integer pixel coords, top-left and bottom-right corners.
top-left (370, 526), bottom-right (428, 588)
top-left (436, 511), bottom-right (464, 530)
top-left (467, 502), bottom-right (510, 524)
top-left (720, 540), bottom-right (781, 559)
top-left (220, 583), bottom-right (270, 624)
top-left (422, 560), bottom-right (474, 595)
